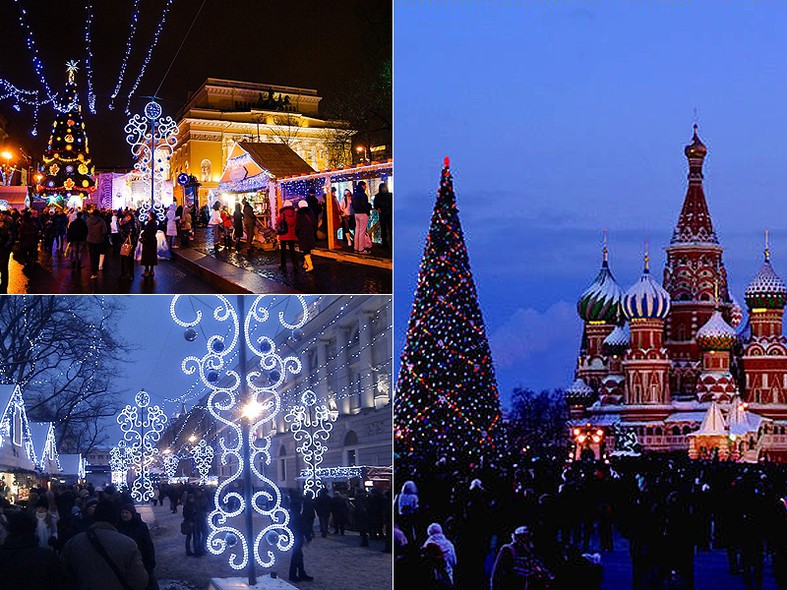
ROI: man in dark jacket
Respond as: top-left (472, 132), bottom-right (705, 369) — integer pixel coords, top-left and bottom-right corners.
top-left (62, 500), bottom-right (149, 590)
top-left (288, 495), bottom-right (314, 582)
top-left (374, 182), bottom-right (392, 249)
top-left (351, 181), bottom-right (372, 253)
top-left (305, 188), bottom-right (321, 238)
top-left (0, 511), bottom-right (68, 590)
top-left (314, 488), bottom-right (332, 538)
top-left (0, 209), bottom-right (16, 293)
top-left (86, 209), bottom-right (107, 279)
top-left (66, 212), bottom-right (88, 270)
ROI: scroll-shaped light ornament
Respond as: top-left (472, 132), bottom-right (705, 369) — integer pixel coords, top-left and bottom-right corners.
top-left (117, 390), bottom-right (167, 502)
top-left (192, 439), bottom-right (215, 485)
top-left (170, 295), bottom-right (309, 571)
top-left (285, 390), bottom-right (337, 498)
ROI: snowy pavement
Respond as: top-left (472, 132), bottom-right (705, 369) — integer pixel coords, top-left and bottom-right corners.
top-left (146, 502), bottom-right (392, 590)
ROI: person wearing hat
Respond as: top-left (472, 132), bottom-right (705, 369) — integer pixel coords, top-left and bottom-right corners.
top-left (491, 526), bottom-right (553, 590)
top-left (422, 522), bottom-right (457, 584)
top-left (34, 496), bottom-right (59, 550)
top-left (117, 503), bottom-right (157, 589)
top-left (295, 199), bottom-right (317, 272)
top-left (62, 500), bottom-right (149, 590)
top-left (351, 181), bottom-right (372, 254)
top-left (277, 199), bottom-right (298, 270)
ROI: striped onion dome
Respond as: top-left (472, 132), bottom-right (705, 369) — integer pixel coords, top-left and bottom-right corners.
top-left (744, 253), bottom-right (787, 310)
top-left (565, 377), bottom-right (594, 405)
top-left (577, 249), bottom-right (624, 323)
top-left (603, 323), bottom-right (630, 352)
top-left (729, 295), bottom-right (743, 328)
top-left (696, 310), bottom-right (736, 350)
top-left (623, 259), bottom-right (671, 320)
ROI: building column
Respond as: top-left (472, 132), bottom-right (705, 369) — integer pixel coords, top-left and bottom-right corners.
top-left (317, 338), bottom-right (329, 401)
top-left (360, 312), bottom-right (374, 409)
top-left (339, 327), bottom-right (352, 415)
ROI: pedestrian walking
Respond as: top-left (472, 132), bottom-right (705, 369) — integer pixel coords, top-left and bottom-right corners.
top-left (62, 500), bottom-right (149, 590)
top-left (118, 211), bottom-right (138, 281)
top-left (315, 488), bottom-right (332, 538)
top-left (179, 204), bottom-right (193, 247)
top-left (182, 493), bottom-right (199, 556)
top-left (85, 209), bottom-right (107, 279)
top-left (232, 201), bottom-right (243, 250)
top-left (0, 511), bottom-right (67, 590)
top-left (140, 213), bottom-right (158, 279)
top-left (0, 210), bottom-right (15, 293)
top-left (295, 200), bottom-right (317, 272)
top-left (34, 495), bottom-right (59, 550)
top-left (208, 203), bottom-right (223, 252)
top-left (352, 181), bottom-right (372, 253)
top-left (117, 504), bottom-right (158, 590)
top-left (277, 200), bottom-right (298, 270)
top-left (66, 211), bottom-right (87, 270)
top-left (288, 495), bottom-right (314, 582)
top-left (330, 491), bottom-right (350, 536)
top-left (242, 199), bottom-right (256, 254)
top-left (165, 204), bottom-right (179, 250)
top-left (340, 188), bottom-right (354, 247)
top-left (374, 182), bottom-right (392, 249)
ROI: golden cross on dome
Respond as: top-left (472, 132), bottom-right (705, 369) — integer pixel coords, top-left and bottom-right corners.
top-left (765, 229), bottom-right (771, 262)
top-left (602, 229), bottom-right (608, 263)
top-left (66, 60), bottom-right (79, 83)
top-left (644, 239), bottom-right (650, 272)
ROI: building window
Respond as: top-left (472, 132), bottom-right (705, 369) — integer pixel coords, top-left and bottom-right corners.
top-left (280, 459), bottom-right (286, 482)
top-left (347, 449), bottom-right (357, 466)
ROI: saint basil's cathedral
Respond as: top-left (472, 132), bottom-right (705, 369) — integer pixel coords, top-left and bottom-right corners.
top-left (568, 125), bottom-right (787, 462)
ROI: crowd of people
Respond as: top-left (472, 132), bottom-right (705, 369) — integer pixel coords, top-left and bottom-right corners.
top-left (0, 482), bottom-right (158, 590)
top-left (395, 455), bottom-right (787, 590)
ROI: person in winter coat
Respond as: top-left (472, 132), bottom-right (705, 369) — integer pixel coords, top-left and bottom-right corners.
top-left (330, 492), bottom-right (350, 535)
top-left (277, 200), bottom-right (298, 270)
top-left (351, 181), bottom-right (372, 253)
top-left (0, 210), bottom-right (16, 293)
top-left (66, 211), bottom-right (88, 270)
top-left (314, 488), bottom-right (332, 538)
top-left (302, 495), bottom-right (316, 543)
top-left (288, 496), bottom-right (314, 582)
top-left (182, 493), bottom-right (199, 556)
top-left (165, 204), bottom-right (179, 250)
top-left (232, 202), bottom-right (244, 251)
top-left (397, 480), bottom-right (419, 543)
top-left (422, 523), bottom-right (457, 585)
top-left (17, 209), bottom-right (40, 266)
top-left (353, 489), bottom-right (371, 547)
top-left (34, 496), bottom-right (59, 550)
top-left (62, 500), bottom-right (149, 590)
top-left (85, 209), bottom-right (107, 279)
top-left (374, 182), bottom-right (392, 249)
top-left (180, 204), bottom-right (192, 247)
top-left (118, 211), bottom-right (138, 280)
top-left (117, 504), bottom-right (158, 590)
top-left (340, 188), bottom-right (354, 247)
top-left (491, 526), bottom-right (553, 590)
top-left (295, 200), bottom-right (316, 272)
top-left (208, 203), bottom-right (223, 252)
top-left (140, 213), bottom-right (159, 279)
top-left (242, 199), bottom-right (256, 254)
top-left (220, 205), bottom-right (233, 248)
top-left (0, 511), bottom-right (68, 590)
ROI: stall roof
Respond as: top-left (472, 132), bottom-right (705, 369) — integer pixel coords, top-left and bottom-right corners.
top-left (218, 142), bottom-right (315, 193)
top-left (239, 142), bottom-right (314, 178)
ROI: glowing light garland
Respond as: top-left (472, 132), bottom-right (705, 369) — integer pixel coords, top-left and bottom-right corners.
top-left (83, 2), bottom-right (96, 114)
top-left (12, 0), bottom-right (57, 103)
top-left (191, 439), bottom-right (215, 484)
top-left (117, 390), bottom-right (167, 502)
top-left (110, 441), bottom-right (133, 489)
top-left (285, 390), bottom-right (336, 498)
top-left (163, 451), bottom-right (181, 479)
top-left (0, 385), bottom-right (35, 466)
top-left (170, 295), bottom-right (310, 571)
top-left (109, 0), bottom-right (142, 109)
top-left (125, 100), bottom-right (178, 218)
top-left (124, 0), bottom-right (177, 115)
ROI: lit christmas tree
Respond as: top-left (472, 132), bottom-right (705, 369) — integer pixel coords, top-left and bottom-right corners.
top-left (38, 61), bottom-right (96, 207)
top-left (394, 158), bottom-right (504, 474)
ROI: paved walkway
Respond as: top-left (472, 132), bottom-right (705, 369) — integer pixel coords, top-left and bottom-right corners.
top-left (175, 229), bottom-right (392, 294)
top-left (146, 502), bottom-right (391, 590)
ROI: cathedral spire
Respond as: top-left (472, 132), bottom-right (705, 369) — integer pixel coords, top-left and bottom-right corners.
top-left (671, 124), bottom-right (717, 245)
top-left (765, 229), bottom-right (771, 262)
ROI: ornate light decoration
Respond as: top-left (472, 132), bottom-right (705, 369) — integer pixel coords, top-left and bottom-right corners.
top-left (124, 99), bottom-right (178, 218)
top-left (285, 390), bottom-right (337, 498)
top-left (192, 439), bottom-right (215, 485)
top-left (162, 450), bottom-right (180, 480)
top-left (117, 390), bottom-right (167, 502)
top-left (109, 441), bottom-right (133, 490)
top-left (171, 295), bottom-right (310, 578)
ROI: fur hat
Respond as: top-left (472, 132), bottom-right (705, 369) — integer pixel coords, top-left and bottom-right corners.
top-left (298, 200), bottom-right (308, 209)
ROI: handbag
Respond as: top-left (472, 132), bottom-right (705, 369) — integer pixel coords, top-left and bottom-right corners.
top-left (181, 520), bottom-right (194, 535)
top-left (120, 237), bottom-right (133, 257)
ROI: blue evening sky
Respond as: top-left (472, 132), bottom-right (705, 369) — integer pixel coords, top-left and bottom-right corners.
top-left (394, 3), bottom-right (787, 407)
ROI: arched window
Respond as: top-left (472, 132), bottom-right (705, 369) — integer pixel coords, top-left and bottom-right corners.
top-left (655, 427), bottom-right (663, 436)
top-left (672, 426), bottom-right (680, 436)
top-left (344, 430), bottom-right (359, 446)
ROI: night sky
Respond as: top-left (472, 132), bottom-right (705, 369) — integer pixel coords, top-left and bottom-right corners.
top-left (0, 0), bottom-right (391, 167)
top-left (395, 3), bottom-right (787, 407)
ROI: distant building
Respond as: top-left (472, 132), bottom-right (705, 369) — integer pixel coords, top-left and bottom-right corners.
top-left (170, 78), bottom-right (353, 210)
top-left (569, 126), bottom-right (787, 462)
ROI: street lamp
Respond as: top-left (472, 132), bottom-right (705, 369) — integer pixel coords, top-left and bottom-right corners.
top-left (356, 145), bottom-right (370, 164)
top-left (0, 151), bottom-right (17, 186)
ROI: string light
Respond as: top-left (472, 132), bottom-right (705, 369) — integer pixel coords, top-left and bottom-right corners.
top-left (123, 0), bottom-right (177, 115)
top-left (117, 390), bottom-right (168, 503)
top-left (0, 385), bottom-right (36, 469)
top-left (191, 439), bottom-right (214, 484)
top-left (83, 1), bottom-right (96, 114)
top-left (29, 422), bottom-right (61, 473)
top-left (12, 0), bottom-right (57, 103)
top-left (109, 0), bottom-right (142, 109)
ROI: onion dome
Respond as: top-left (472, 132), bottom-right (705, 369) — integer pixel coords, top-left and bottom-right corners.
top-left (623, 252), bottom-right (671, 320)
top-left (577, 242), bottom-right (624, 323)
top-left (744, 236), bottom-right (787, 310)
top-left (729, 295), bottom-right (743, 328)
top-left (684, 124), bottom-right (707, 159)
top-left (603, 323), bottom-right (630, 353)
top-left (565, 377), bottom-right (595, 405)
top-left (696, 310), bottom-right (737, 350)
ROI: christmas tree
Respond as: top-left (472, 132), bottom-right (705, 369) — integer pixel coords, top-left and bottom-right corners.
top-left (394, 157), bottom-right (504, 474)
top-left (38, 61), bottom-right (95, 206)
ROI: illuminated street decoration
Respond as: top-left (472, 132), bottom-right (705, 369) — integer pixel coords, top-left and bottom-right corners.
top-left (191, 439), bottom-right (215, 485)
top-left (163, 451), bottom-right (180, 479)
top-left (117, 390), bottom-right (167, 502)
top-left (171, 295), bottom-right (309, 574)
top-left (125, 100), bottom-right (178, 217)
top-left (285, 390), bottom-right (336, 498)
top-left (109, 441), bottom-right (133, 489)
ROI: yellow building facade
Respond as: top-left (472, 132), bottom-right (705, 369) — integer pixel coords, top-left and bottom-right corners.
top-left (170, 78), bottom-right (353, 207)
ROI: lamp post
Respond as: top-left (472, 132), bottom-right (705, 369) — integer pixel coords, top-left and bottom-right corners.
top-left (171, 295), bottom-right (308, 584)
top-left (0, 150), bottom-right (17, 186)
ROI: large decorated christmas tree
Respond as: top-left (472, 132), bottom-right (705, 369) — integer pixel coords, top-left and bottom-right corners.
top-left (395, 158), bottom-right (504, 475)
top-left (38, 61), bottom-right (95, 206)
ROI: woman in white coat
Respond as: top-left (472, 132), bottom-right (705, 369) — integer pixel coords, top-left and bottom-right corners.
top-left (165, 204), bottom-right (180, 250)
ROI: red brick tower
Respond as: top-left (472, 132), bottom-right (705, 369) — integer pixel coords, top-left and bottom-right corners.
top-left (663, 125), bottom-right (731, 398)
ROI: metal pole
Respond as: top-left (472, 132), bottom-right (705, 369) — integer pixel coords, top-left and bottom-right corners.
top-left (150, 117), bottom-right (156, 209)
top-left (237, 296), bottom-right (257, 586)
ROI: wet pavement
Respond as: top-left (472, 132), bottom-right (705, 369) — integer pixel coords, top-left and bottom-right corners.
top-left (6, 244), bottom-right (221, 294)
top-left (184, 228), bottom-right (392, 295)
top-left (147, 502), bottom-right (392, 590)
